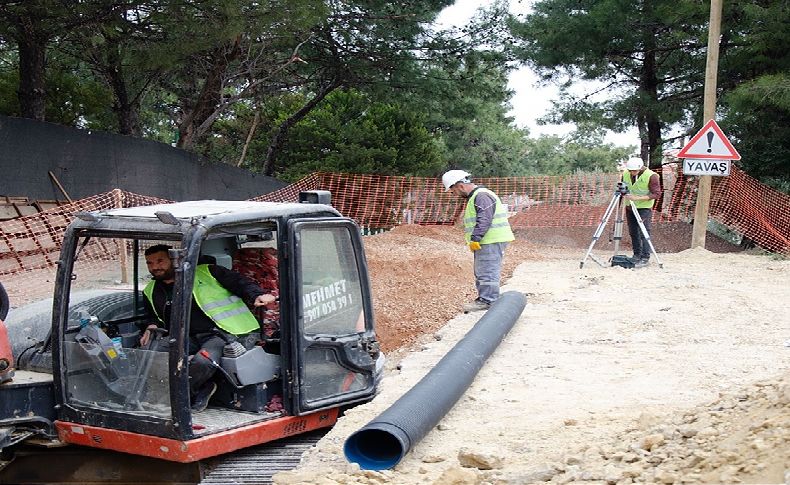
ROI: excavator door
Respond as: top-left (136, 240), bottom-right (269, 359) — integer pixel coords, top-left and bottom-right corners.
top-left (287, 218), bottom-right (379, 414)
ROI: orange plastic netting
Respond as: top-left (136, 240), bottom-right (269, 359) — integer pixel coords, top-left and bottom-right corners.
top-left (1, 167), bottom-right (788, 304)
top-left (0, 190), bottom-right (171, 303)
top-left (255, 165), bottom-right (789, 253)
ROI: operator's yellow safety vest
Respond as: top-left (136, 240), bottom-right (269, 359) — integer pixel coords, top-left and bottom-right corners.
top-left (463, 188), bottom-right (515, 244)
top-left (622, 168), bottom-right (657, 209)
top-left (143, 264), bottom-right (259, 335)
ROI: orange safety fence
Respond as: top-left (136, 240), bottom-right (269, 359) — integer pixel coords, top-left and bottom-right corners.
top-left (706, 168), bottom-right (790, 253)
top-left (0, 189), bottom-right (171, 304)
top-left (1, 166), bottom-right (788, 304)
top-left (255, 165), bottom-right (790, 254)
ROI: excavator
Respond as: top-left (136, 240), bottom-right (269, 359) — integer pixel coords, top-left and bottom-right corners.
top-left (0, 191), bottom-right (384, 484)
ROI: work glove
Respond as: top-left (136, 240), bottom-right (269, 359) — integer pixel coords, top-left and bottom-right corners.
top-left (468, 241), bottom-right (481, 252)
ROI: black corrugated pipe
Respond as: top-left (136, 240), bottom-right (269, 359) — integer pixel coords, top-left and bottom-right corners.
top-left (344, 290), bottom-right (527, 470)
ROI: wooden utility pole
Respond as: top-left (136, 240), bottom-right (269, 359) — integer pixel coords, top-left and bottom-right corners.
top-left (691, 0), bottom-right (723, 248)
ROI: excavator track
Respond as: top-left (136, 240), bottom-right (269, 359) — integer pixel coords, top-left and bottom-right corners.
top-left (0, 429), bottom-right (328, 485)
top-left (199, 428), bottom-right (328, 484)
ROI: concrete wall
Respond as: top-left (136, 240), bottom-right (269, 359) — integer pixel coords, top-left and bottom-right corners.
top-left (0, 116), bottom-right (287, 202)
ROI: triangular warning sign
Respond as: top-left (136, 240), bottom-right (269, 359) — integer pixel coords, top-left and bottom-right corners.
top-left (677, 120), bottom-right (741, 160)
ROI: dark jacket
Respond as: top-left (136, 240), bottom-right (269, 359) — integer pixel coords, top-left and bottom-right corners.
top-left (142, 264), bottom-right (265, 336)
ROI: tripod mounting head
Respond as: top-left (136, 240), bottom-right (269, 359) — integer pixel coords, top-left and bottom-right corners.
top-left (616, 182), bottom-right (629, 195)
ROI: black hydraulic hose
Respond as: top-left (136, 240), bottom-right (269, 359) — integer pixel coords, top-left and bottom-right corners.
top-left (344, 290), bottom-right (527, 470)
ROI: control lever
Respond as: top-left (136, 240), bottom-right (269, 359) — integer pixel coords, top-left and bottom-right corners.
top-left (198, 349), bottom-right (244, 389)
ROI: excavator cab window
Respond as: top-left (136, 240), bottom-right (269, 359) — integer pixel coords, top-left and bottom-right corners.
top-left (288, 218), bottom-right (377, 412)
top-left (60, 236), bottom-right (177, 419)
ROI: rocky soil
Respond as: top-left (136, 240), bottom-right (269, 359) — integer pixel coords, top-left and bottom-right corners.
top-left (274, 224), bottom-right (790, 485)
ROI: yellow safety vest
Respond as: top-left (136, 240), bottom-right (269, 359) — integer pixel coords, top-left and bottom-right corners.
top-left (143, 264), bottom-right (259, 335)
top-left (622, 168), bottom-right (657, 209)
top-left (463, 188), bottom-right (515, 244)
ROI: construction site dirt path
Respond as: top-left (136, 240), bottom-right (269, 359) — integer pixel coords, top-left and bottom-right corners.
top-left (275, 225), bottom-right (790, 485)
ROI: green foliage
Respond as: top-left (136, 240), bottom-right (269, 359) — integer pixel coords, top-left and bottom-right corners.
top-left (716, 2), bottom-right (790, 188)
top-left (206, 89), bottom-right (445, 182)
top-left (386, 39), bottom-right (529, 177)
top-left (439, 104), bottom-right (530, 177)
top-left (509, 0), bottom-right (790, 185)
top-left (279, 97), bottom-right (444, 180)
top-left (0, 44), bottom-right (112, 126)
top-left (523, 128), bottom-right (633, 175)
top-left (4, 0), bottom-right (785, 186)
top-left (510, 0), bottom-right (710, 158)
top-left (303, 4), bottom-right (569, 178)
top-left (44, 60), bottom-right (114, 128)
top-left (0, 45), bottom-right (19, 115)
top-left (722, 73), bottom-right (790, 185)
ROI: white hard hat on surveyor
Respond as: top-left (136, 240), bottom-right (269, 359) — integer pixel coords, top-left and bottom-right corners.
top-left (625, 157), bottom-right (644, 170)
top-left (442, 170), bottom-right (472, 191)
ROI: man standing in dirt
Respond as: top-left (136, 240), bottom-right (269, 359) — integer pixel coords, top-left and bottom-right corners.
top-left (622, 157), bottom-right (662, 268)
top-left (441, 170), bottom-right (515, 313)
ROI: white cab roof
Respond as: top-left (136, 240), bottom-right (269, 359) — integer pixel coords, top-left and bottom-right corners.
top-left (103, 200), bottom-right (289, 219)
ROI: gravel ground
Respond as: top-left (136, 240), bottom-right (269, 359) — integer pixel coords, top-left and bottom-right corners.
top-left (273, 225), bottom-right (790, 485)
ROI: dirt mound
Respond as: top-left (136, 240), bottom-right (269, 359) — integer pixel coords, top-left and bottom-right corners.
top-left (365, 224), bottom-right (542, 352)
top-left (384, 223), bottom-right (463, 244)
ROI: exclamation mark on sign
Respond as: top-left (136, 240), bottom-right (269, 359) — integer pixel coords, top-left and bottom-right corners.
top-left (706, 131), bottom-right (714, 153)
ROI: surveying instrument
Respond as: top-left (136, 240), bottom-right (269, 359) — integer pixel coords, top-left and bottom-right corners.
top-left (580, 181), bottom-right (663, 269)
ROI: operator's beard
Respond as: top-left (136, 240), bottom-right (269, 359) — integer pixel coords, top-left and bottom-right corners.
top-left (150, 268), bottom-right (175, 281)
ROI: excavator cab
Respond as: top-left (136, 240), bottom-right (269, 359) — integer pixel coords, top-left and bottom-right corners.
top-left (0, 195), bottom-right (383, 480)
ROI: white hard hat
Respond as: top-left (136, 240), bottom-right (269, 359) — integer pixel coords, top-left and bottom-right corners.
top-left (441, 170), bottom-right (471, 191)
top-left (625, 157), bottom-right (644, 170)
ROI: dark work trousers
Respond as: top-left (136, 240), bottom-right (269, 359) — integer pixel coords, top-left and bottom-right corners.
top-left (626, 207), bottom-right (653, 260)
top-left (187, 333), bottom-right (230, 397)
top-left (474, 242), bottom-right (508, 303)
top-left (152, 331), bottom-right (232, 398)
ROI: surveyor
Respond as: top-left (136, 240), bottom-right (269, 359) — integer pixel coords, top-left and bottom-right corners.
top-left (140, 244), bottom-right (276, 411)
top-left (441, 170), bottom-right (515, 313)
top-left (622, 157), bottom-right (662, 268)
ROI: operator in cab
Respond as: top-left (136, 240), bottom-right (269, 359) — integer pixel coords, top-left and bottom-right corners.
top-left (140, 245), bottom-right (275, 411)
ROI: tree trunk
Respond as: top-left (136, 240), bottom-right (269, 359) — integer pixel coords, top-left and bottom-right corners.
top-left (104, 48), bottom-right (142, 136)
top-left (641, 28), bottom-right (665, 212)
top-left (116, 102), bottom-right (141, 136)
top-left (640, 33), bottom-right (663, 167)
top-left (262, 79), bottom-right (341, 176)
top-left (17, 21), bottom-right (47, 120)
top-left (177, 40), bottom-right (241, 149)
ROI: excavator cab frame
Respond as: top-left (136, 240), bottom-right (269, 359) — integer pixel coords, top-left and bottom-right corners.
top-left (0, 196), bottom-right (383, 475)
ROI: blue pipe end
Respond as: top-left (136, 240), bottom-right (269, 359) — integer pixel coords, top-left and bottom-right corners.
top-left (344, 425), bottom-right (408, 470)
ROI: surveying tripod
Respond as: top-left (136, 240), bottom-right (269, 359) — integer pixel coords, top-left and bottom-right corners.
top-left (580, 183), bottom-right (663, 269)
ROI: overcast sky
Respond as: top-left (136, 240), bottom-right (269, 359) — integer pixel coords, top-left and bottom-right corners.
top-left (434, 0), bottom-right (639, 147)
